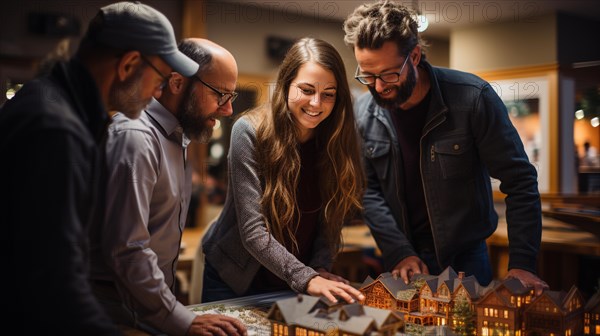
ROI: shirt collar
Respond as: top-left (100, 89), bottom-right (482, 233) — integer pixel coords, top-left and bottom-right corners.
top-left (145, 98), bottom-right (190, 148)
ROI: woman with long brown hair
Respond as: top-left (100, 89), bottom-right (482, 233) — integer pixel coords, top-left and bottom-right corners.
top-left (201, 37), bottom-right (365, 304)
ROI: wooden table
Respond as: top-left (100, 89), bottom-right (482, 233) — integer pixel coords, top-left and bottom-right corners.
top-left (487, 216), bottom-right (600, 294)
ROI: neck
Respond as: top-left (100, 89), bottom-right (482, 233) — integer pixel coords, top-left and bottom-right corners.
top-left (398, 66), bottom-right (430, 110)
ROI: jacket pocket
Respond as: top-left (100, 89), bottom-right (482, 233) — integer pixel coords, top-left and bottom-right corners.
top-left (434, 136), bottom-right (474, 179)
top-left (364, 138), bottom-right (391, 180)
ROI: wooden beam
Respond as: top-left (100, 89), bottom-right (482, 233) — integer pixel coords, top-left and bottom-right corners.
top-left (182, 0), bottom-right (206, 38)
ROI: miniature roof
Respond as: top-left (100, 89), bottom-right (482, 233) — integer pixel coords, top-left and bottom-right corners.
top-left (360, 275), bottom-right (375, 288)
top-left (359, 272), bottom-right (415, 299)
top-left (500, 277), bottom-right (531, 295)
top-left (266, 294), bottom-right (326, 323)
top-left (294, 308), bottom-right (375, 334)
top-left (584, 289), bottom-right (600, 312)
top-left (524, 286), bottom-right (583, 315)
top-left (362, 305), bottom-right (402, 329)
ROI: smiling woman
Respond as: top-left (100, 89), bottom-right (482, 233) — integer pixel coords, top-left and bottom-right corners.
top-left (200, 37), bottom-right (366, 305)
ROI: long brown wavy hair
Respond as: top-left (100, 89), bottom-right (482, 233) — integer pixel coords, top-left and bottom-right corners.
top-left (245, 37), bottom-right (365, 256)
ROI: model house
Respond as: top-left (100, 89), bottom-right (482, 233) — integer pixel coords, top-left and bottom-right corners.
top-left (522, 286), bottom-right (584, 336)
top-left (584, 286), bottom-right (600, 335)
top-left (267, 294), bottom-right (404, 336)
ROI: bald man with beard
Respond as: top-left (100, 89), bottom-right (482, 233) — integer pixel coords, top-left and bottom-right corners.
top-left (89, 38), bottom-right (246, 336)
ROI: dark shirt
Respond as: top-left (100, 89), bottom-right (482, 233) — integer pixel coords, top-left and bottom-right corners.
top-left (390, 90), bottom-right (434, 252)
top-left (252, 137), bottom-right (321, 290)
top-left (0, 60), bottom-right (119, 335)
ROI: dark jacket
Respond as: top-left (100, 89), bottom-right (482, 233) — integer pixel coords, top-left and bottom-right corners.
top-left (354, 60), bottom-right (541, 274)
top-left (0, 60), bottom-right (119, 335)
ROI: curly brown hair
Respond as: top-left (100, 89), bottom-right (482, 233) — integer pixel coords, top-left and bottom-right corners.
top-left (343, 0), bottom-right (426, 58)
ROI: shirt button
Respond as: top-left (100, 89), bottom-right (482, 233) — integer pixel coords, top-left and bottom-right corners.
top-left (453, 144), bottom-right (460, 150)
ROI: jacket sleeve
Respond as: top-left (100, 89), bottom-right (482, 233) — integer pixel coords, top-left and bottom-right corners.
top-left (355, 95), bottom-right (418, 271)
top-left (15, 130), bottom-right (120, 335)
top-left (229, 117), bottom-right (319, 293)
top-left (102, 121), bottom-right (195, 336)
top-left (473, 84), bottom-right (542, 273)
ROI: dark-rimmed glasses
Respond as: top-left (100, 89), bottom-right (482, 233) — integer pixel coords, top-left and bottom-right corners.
top-left (355, 53), bottom-right (411, 86)
top-left (193, 76), bottom-right (239, 106)
top-left (140, 55), bottom-right (171, 90)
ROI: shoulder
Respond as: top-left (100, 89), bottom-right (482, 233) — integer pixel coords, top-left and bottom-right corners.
top-left (231, 115), bottom-right (257, 139)
top-left (106, 112), bottom-right (159, 156)
top-left (431, 65), bottom-right (489, 91)
top-left (353, 91), bottom-right (376, 120)
top-left (0, 78), bottom-right (89, 137)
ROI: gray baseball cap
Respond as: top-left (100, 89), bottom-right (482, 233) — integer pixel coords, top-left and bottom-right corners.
top-left (95, 1), bottom-right (199, 77)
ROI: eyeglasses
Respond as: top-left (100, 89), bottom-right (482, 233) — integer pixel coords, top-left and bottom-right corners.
top-left (354, 53), bottom-right (411, 86)
top-left (140, 55), bottom-right (171, 90)
top-left (193, 76), bottom-right (239, 106)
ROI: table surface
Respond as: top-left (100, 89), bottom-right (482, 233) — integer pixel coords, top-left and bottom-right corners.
top-left (178, 216), bottom-right (600, 276)
top-left (487, 215), bottom-right (600, 256)
top-left (187, 290), bottom-right (296, 310)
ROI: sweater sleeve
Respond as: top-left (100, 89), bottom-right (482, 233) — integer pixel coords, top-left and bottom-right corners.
top-left (229, 117), bottom-right (319, 292)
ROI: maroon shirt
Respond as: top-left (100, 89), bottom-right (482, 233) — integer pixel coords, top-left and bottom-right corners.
top-left (390, 91), bottom-right (434, 252)
top-left (252, 137), bottom-right (322, 290)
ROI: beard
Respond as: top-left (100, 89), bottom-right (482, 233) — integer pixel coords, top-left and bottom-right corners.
top-left (108, 64), bottom-right (150, 119)
top-left (369, 62), bottom-right (417, 110)
top-left (177, 84), bottom-right (218, 143)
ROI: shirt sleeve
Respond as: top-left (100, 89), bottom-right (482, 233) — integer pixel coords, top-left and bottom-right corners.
top-left (102, 119), bottom-right (194, 336)
top-left (229, 117), bottom-right (319, 293)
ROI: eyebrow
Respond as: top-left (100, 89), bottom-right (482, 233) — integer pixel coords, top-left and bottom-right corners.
top-left (296, 82), bottom-right (337, 90)
top-left (359, 64), bottom-right (405, 75)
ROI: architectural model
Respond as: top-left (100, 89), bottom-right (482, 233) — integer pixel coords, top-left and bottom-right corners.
top-left (266, 266), bottom-right (600, 335)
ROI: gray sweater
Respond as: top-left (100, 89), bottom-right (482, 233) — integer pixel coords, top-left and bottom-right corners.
top-left (202, 116), bottom-right (332, 295)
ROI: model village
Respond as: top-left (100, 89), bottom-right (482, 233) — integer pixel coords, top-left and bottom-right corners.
top-left (266, 267), bottom-right (600, 336)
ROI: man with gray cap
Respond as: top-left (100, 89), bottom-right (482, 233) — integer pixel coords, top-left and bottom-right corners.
top-left (0, 2), bottom-right (197, 334)
top-left (90, 38), bottom-right (246, 336)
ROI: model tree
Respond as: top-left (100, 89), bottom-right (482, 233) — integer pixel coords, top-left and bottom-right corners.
top-left (452, 296), bottom-right (475, 335)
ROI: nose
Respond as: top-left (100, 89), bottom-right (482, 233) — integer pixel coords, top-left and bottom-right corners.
top-left (310, 93), bottom-right (321, 107)
top-left (153, 87), bottom-right (163, 99)
top-left (375, 78), bottom-right (388, 93)
top-left (219, 99), bottom-right (234, 117)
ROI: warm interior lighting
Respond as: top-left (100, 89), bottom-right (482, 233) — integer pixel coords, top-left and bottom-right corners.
top-left (575, 109), bottom-right (585, 119)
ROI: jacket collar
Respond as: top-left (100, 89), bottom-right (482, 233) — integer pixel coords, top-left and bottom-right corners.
top-left (52, 59), bottom-right (109, 143)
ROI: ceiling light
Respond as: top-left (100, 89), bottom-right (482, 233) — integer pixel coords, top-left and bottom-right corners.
top-left (592, 117), bottom-right (599, 128)
top-left (575, 109), bottom-right (585, 120)
top-left (412, 0), bottom-right (428, 32)
top-left (416, 14), bottom-right (429, 32)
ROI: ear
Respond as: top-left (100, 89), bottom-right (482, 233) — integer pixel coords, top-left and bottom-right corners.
top-left (412, 45), bottom-right (422, 66)
top-left (116, 51), bottom-right (142, 81)
top-left (167, 72), bottom-right (186, 94)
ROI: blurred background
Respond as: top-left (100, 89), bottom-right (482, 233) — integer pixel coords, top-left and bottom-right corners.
top-left (1, 0), bottom-right (599, 300)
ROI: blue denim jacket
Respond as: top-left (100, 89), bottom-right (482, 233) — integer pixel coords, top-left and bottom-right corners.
top-left (354, 60), bottom-right (541, 274)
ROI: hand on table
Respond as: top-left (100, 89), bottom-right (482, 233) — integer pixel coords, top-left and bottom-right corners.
top-left (186, 314), bottom-right (247, 336)
top-left (505, 268), bottom-right (549, 297)
top-left (306, 269), bottom-right (365, 304)
top-left (391, 256), bottom-right (430, 284)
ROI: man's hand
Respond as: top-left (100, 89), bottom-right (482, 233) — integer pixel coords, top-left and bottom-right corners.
top-left (505, 269), bottom-right (549, 297)
top-left (186, 314), bottom-right (247, 336)
top-left (306, 269), bottom-right (365, 304)
top-left (391, 256), bottom-right (429, 284)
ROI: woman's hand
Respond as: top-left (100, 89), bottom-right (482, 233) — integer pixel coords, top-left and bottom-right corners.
top-left (306, 269), bottom-right (365, 304)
